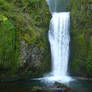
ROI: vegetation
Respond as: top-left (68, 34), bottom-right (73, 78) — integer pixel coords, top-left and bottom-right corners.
top-left (0, 14), bottom-right (19, 73)
top-left (0, 0), bottom-right (50, 81)
top-left (0, 0), bottom-right (92, 81)
top-left (68, 0), bottom-right (92, 77)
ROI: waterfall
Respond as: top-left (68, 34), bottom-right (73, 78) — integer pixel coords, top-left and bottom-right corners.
top-left (44, 0), bottom-right (72, 83)
top-left (34, 0), bottom-right (73, 83)
top-left (38, 12), bottom-right (72, 83)
top-left (49, 12), bottom-right (70, 78)
top-left (45, 12), bottom-right (72, 83)
top-left (46, 0), bottom-right (69, 12)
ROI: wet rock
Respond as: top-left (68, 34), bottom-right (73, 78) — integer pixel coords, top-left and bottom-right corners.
top-left (54, 82), bottom-right (71, 91)
top-left (32, 82), bottom-right (72, 92)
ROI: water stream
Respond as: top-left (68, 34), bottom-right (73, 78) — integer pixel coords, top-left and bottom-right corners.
top-left (48, 12), bottom-right (72, 83)
top-left (38, 0), bottom-right (72, 83)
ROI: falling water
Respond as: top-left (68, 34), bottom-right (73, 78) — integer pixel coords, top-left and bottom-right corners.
top-left (47, 12), bottom-right (72, 83)
top-left (45, 0), bottom-right (72, 83)
top-left (34, 0), bottom-right (72, 83)
top-left (38, 12), bottom-right (72, 83)
top-left (49, 12), bottom-right (70, 77)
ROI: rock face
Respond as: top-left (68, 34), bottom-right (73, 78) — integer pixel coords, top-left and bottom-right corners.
top-left (0, 0), bottom-right (51, 81)
top-left (68, 0), bottom-right (92, 77)
top-left (19, 0), bottom-right (51, 77)
top-left (0, 0), bottom-right (92, 81)
top-left (20, 41), bottom-right (44, 68)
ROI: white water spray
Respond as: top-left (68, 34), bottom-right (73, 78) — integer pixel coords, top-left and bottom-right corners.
top-left (49, 12), bottom-right (70, 77)
top-left (33, 0), bottom-right (73, 83)
top-left (35, 12), bottom-right (72, 83)
top-left (47, 12), bottom-right (72, 83)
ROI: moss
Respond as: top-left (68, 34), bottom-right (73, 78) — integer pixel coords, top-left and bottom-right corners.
top-left (86, 36), bottom-right (92, 76)
top-left (0, 0), bottom-right (51, 81)
top-left (69, 0), bottom-right (92, 76)
top-left (32, 86), bottom-right (39, 92)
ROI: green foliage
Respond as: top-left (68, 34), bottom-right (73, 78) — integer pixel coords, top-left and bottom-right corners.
top-left (69, 0), bottom-right (92, 76)
top-left (0, 0), bottom-right (50, 79)
top-left (86, 36), bottom-right (92, 74)
top-left (0, 14), bottom-right (19, 73)
top-left (86, 56), bottom-right (92, 74)
top-left (28, 0), bottom-right (40, 3)
top-left (32, 86), bottom-right (39, 91)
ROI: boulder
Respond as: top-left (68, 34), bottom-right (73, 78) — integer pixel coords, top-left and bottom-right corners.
top-left (54, 82), bottom-right (71, 90)
top-left (32, 82), bottom-right (72, 92)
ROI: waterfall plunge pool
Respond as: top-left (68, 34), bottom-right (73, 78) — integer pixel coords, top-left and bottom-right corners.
top-left (0, 79), bottom-right (92, 92)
